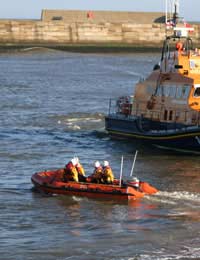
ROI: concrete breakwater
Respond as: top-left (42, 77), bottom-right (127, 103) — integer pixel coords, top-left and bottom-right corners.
top-left (0, 10), bottom-right (199, 50)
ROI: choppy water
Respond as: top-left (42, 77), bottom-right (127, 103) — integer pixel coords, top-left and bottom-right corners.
top-left (0, 49), bottom-right (199, 260)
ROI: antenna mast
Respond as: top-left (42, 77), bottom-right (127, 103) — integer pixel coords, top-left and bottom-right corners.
top-left (173, 0), bottom-right (179, 25)
top-left (165, 0), bottom-right (180, 28)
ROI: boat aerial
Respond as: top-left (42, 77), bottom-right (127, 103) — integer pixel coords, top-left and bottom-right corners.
top-left (105, 0), bottom-right (200, 153)
top-left (31, 168), bottom-right (158, 201)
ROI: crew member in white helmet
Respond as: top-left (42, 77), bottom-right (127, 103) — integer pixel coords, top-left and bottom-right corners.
top-left (64, 158), bottom-right (79, 182)
top-left (90, 161), bottom-right (103, 183)
top-left (102, 160), bottom-right (114, 184)
top-left (74, 157), bottom-right (86, 182)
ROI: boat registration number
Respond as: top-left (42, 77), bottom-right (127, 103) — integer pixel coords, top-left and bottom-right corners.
top-left (80, 185), bottom-right (87, 190)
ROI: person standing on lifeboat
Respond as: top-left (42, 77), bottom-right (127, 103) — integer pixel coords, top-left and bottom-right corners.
top-left (74, 157), bottom-right (86, 182)
top-left (89, 161), bottom-right (103, 183)
top-left (102, 160), bottom-right (114, 184)
top-left (64, 158), bottom-right (79, 182)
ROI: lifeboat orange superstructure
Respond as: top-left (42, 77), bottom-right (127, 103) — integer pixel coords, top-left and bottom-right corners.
top-left (105, 23), bottom-right (200, 153)
top-left (133, 35), bottom-right (200, 116)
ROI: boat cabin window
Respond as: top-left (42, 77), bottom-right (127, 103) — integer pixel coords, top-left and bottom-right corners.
top-left (157, 85), bottom-right (190, 99)
top-left (163, 109), bottom-right (173, 121)
top-left (182, 85), bottom-right (190, 99)
top-left (194, 87), bottom-right (200, 97)
top-left (163, 86), bottom-right (170, 97)
top-left (169, 86), bottom-right (176, 97)
top-left (169, 110), bottom-right (173, 121)
top-left (175, 85), bottom-right (190, 99)
top-left (176, 86), bottom-right (183, 99)
top-left (161, 85), bottom-right (190, 99)
top-left (157, 85), bottom-right (163, 96)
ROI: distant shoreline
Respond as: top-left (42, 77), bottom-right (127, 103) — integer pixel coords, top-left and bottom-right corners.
top-left (0, 43), bottom-right (162, 53)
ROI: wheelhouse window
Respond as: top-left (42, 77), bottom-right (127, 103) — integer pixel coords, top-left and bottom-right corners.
top-left (176, 86), bottom-right (183, 99)
top-left (156, 85), bottom-right (190, 99)
top-left (182, 85), bottom-right (190, 99)
top-left (163, 85), bottom-right (190, 99)
top-left (169, 85), bottom-right (176, 97)
top-left (163, 85), bottom-right (170, 97)
top-left (175, 85), bottom-right (190, 99)
top-left (194, 87), bottom-right (200, 97)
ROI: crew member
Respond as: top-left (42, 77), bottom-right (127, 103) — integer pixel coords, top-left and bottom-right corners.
top-left (102, 161), bottom-right (114, 184)
top-left (90, 161), bottom-right (103, 183)
top-left (75, 157), bottom-right (86, 182)
top-left (64, 158), bottom-right (79, 182)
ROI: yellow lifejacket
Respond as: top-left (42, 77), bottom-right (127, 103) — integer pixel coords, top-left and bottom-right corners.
top-left (76, 163), bottom-right (85, 176)
top-left (65, 162), bottom-right (79, 182)
top-left (91, 166), bottom-right (103, 183)
top-left (103, 166), bottom-right (114, 183)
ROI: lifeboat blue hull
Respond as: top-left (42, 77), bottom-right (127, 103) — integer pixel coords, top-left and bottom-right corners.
top-left (105, 115), bottom-right (200, 154)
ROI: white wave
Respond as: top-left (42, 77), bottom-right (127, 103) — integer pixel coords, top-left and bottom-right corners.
top-left (56, 113), bottom-right (104, 131)
top-left (145, 195), bottom-right (177, 205)
top-left (145, 191), bottom-right (200, 207)
top-left (66, 124), bottom-right (81, 130)
top-left (157, 191), bottom-right (200, 203)
top-left (65, 117), bottom-right (102, 123)
top-left (138, 249), bottom-right (200, 260)
top-left (65, 118), bottom-right (84, 123)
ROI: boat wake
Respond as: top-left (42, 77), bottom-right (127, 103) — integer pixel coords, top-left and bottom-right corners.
top-left (139, 247), bottom-right (200, 260)
top-left (55, 112), bottom-right (105, 131)
top-left (146, 190), bottom-right (200, 210)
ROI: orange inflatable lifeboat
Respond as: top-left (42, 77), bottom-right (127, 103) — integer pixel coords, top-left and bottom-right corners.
top-left (31, 169), bottom-right (158, 201)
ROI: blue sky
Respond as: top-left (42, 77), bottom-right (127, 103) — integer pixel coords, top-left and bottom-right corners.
top-left (0, 0), bottom-right (199, 22)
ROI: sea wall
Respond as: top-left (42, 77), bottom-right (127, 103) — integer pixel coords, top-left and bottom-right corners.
top-left (0, 21), bottom-right (168, 46)
top-left (0, 10), bottom-right (199, 48)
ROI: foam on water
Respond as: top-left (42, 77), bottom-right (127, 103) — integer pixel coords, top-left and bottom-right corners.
top-left (55, 112), bottom-right (105, 131)
top-left (147, 191), bottom-right (200, 207)
top-left (137, 247), bottom-right (200, 260)
top-left (157, 191), bottom-right (200, 203)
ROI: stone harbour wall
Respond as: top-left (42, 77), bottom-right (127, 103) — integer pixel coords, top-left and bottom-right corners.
top-left (0, 10), bottom-right (199, 48)
top-left (0, 20), bottom-right (166, 46)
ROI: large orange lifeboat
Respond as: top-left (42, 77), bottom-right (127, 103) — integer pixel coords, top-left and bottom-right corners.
top-left (105, 3), bottom-right (200, 154)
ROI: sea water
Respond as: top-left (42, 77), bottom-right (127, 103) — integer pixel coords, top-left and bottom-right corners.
top-left (0, 49), bottom-right (199, 260)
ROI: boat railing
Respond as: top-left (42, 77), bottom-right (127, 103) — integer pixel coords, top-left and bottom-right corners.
top-left (108, 96), bottom-right (135, 118)
top-left (134, 103), bottom-right (200, 131)
top-left (108, 98), bottom-right (200, 131)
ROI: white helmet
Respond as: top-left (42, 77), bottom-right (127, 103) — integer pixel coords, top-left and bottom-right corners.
top-left (94, 161), bottom-right (100, 168)
top-left (132, 177), bottom-right (139, 182)
top-left (74, 157), bottom-right (79, 164)
top-left (132, 177), bottom-right (139, 188)
top-left (71, 158), bottom-right (77, 166)
top-left (103, 160), bottom-right (109, 167)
